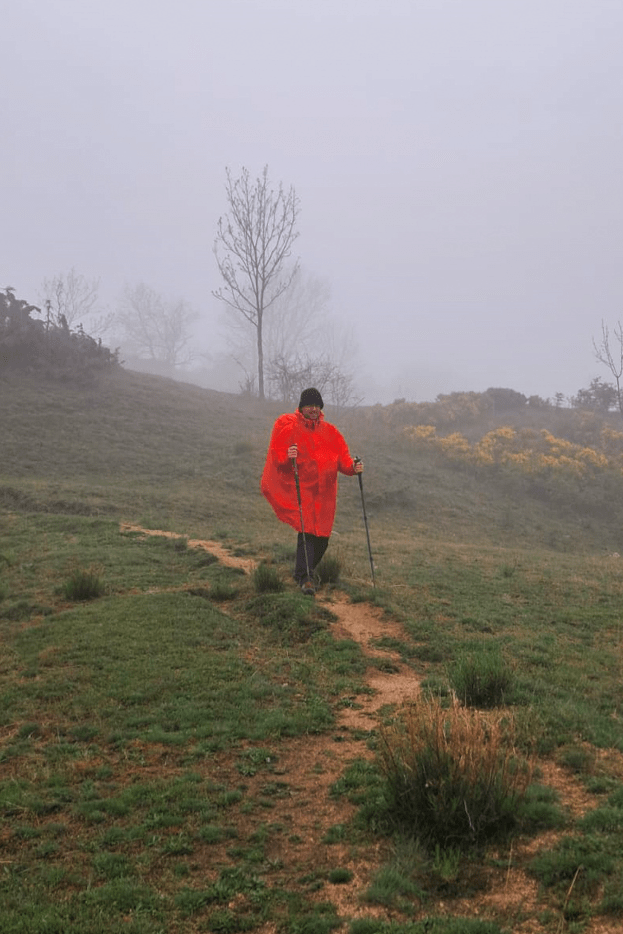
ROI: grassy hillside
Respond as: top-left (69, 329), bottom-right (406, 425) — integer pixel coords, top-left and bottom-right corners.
top-left (3, 367), bottom-right (623, 558)
top-left (3, 368), bottom-right (623, 934)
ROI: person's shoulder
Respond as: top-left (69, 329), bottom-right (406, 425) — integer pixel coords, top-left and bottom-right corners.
top-left (273, 411), bottom-right (297, 429)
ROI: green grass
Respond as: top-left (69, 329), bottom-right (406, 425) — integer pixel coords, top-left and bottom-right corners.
top-left (4, 368), bottom-right (623, 931)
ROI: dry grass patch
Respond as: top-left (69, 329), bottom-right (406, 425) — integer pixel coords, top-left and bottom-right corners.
top-left (379, 693), bottom-right (532, 850)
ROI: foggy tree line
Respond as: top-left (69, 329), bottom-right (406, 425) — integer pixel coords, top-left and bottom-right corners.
top-left (5, 166), bottom-right (360, 406)
top-left (0, 286), bottom-right (118, 380)
top-left (5, 164), bottom-right (623, 410)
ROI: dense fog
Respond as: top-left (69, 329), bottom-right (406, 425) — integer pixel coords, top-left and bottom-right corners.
top-left (4, 0), bottom-right (623, 403)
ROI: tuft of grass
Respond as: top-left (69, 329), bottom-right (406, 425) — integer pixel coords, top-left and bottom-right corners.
top-left (378, 694), bottom-right (532, 850)
top-left (515, 783), bottom-right (567, 832)
top-left (557, 744), bottom-right (595, 775)
top-left (61, 567), bottom-right (105, 601)
top-left (363, 864), bottom-right (425, 909)
top-left (528, 833), bottom-right (616, 901)
top-left (210, 582), bottom-right (239, 600)
top-left (253, 562), bottom-right (285, 594)
top-left (448, 649), bottom-right (514, 708)
top-left (316, 554), bottom-right (342, 585)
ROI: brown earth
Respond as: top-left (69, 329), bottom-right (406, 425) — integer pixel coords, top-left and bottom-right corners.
top-left (118, 524), bottom-right (623, 933)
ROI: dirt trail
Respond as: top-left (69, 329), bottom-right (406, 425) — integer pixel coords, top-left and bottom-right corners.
top-left (120, 523), bottom-right (419, 717)
top-left (120, 523), bottom-right (257, 575)
top-left (119, 523), bottom-right (421, 925)
top-left (119, 524), bottom-right (623, 933)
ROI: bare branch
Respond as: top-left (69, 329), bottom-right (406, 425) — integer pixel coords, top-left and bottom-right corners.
top-left (213, 165), bottom-right (300, 399)
top-left (117, 283), bottom-right (199, 370)
top-left (39, 267), bottom-right (113, 337)
top-left (593, 319), bottom-right (623, 415)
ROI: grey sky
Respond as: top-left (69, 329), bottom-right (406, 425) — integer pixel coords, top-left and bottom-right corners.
top-left (4, 0), bottom-right (623, 403)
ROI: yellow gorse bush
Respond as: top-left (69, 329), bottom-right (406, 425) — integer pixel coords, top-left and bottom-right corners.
top-left (403, 424), bottom-right (622, 479)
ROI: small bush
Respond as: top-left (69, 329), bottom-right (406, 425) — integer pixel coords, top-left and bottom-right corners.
top-left (363, 864), bottom-right (425, 908)
top-left (316, 554), bottom-right (342, 585)
top-left (557, 744), bottom-right (595, 774)
top-left (448, 649), bottom-right (513, 708)
top-left (378, 694), bottom-right (532, 850)
top-left (515, 783), bottom-right (566, 831)
top-left (62, 568), bottom-right (104, 601)
top-left (253, 562), bottom-right (285, 594)
top-left (210, 583), bottom-right (238, 601)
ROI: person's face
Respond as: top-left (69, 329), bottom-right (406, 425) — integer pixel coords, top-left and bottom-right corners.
top-left (301, 404), bottom-right (321, 420)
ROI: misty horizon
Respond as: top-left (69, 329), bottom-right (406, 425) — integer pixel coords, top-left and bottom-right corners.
top-left (4, 1), bottom-right (622, 406)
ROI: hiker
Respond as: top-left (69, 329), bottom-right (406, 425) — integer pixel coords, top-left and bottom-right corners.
top-left (261, 387), bottom-right (363, 595)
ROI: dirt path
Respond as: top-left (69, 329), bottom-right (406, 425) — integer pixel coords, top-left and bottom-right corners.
top-left (118, 524), bottom-right (623, 933)
top-left (120, 523), bottom-right (257, 575)
top-left (119, 523), bottom-right (420, 722)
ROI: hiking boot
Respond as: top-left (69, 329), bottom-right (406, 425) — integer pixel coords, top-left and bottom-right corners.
top-left (300, 579), bottom-right (316, 597)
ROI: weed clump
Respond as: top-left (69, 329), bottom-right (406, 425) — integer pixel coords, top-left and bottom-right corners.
top-left (316, 554), bottom-right (342, 585)
top-left (379, 694), bottom-right (531, 850)
top-left (448, 649), bottom-right (514, 708)
top-left (253, 562), bottom-right (285, 594)
top-left (210, 582), bottom-right (238, 601)
top-left (62, 568), bottom-right (104, 601)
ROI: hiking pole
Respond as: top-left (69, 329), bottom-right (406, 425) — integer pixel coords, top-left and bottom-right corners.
top-left (354, 457), bottom-right (375, 588)
top-left (291, 456), bottom-right (312, 583)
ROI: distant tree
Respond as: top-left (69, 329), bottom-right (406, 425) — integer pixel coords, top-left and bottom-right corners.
top-left (40, 267), bottom-right (113, 337)
top-left (213, 165), bottom-right (300, 400)
top-left (219, 264), bottom-right (361, 408)
top-left (263, 266), bottom-right (330, 366)
top-left (593, 320), bottom-right (623, 414)
top-left (484, 387), bottom-right (527, 414)
top-left (266, 350), bottom-right (362, 409)
top-left (0, 287), bottom-right (117, 380)
top-left (527, 395), bottom-right (549, 409)
top-left (117, 283), bottom-right (199, 371)
top-left (571, 376), bottom-right (617, 412)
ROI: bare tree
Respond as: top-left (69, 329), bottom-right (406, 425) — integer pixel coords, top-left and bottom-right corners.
top-left (266, 351), bottom-right (361, 408)
top-left (213, 165), bottom-right (300, 400)
top-left (220, 265), bottom-right (325, 392)
top-left (219, 264), bottom-right (361, 407)
top-left (40, 267), bottom-right (113, 336)
top-left (264, 270), bottom-right (362, 408)
top-left (264, 266), bottom-right (330, 365)
top-left (593, 319), bottom-right (623, 415)
top-left (117, 283), bottom-right (199, 370)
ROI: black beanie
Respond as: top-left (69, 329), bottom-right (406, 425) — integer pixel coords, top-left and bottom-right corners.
top-left (298, 387), bottom-right (324, 410)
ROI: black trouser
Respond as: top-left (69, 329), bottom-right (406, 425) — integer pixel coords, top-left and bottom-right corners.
top-left (294, 533), bottom-right (329, 583)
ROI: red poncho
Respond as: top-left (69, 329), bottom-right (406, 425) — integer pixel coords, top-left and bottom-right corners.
top-left (261, 410), bottom-right (356, 537)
